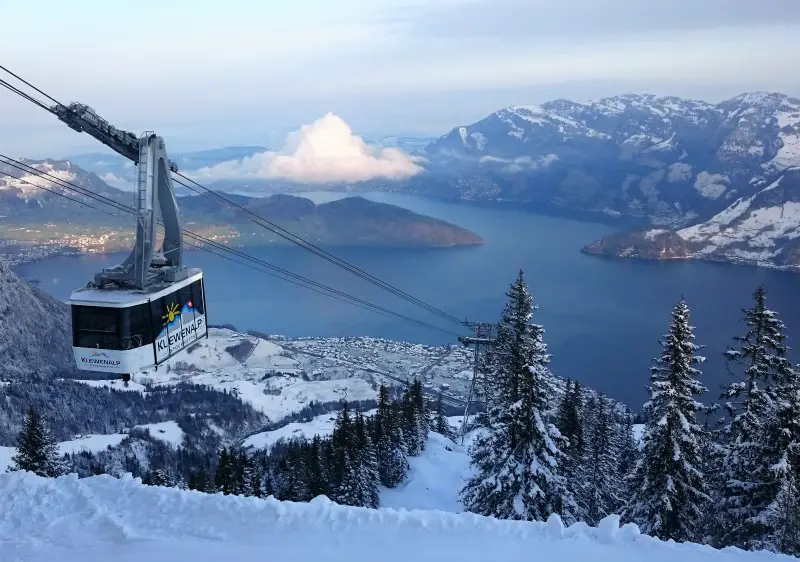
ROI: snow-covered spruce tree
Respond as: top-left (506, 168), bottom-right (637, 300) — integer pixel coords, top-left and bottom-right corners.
top-left (144, 468), bottom-right (174, 487)
top-left (696, 404), bottom-right (726, 546)
top-left (373, 385), bottom-right (408, 487)
top-left (303, 435), bottom-right (329, 499)
top-left (623, 298), bottom-right (709, 542)
top-left (718, 285), bottom-right (798, 551)
top-left (411, 379), bottom-right (430, 448)
top-left (765, 371), bottom-right (800, 554)
top-left (214, 448), bottom-right (234, 494)
top-left (579, 394), bottom-right (622, 525)
top-left (615, 408), bottom-right (639, 487)
top-left (401, 380), bottom-right (427, 456)
top-left (434, 390), bottom-right (456, 440)
top-left (10, 407), bottom-right (64, 477)
top-left (349, 409), bottom-right (380, 508)
top-left (460, 269), bottom-right (575, 522)
top-left (555, 379), bottom-right (584, 506)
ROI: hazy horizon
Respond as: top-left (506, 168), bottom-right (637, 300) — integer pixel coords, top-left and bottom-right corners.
top-left (2, 0), bottom-right (799, 159)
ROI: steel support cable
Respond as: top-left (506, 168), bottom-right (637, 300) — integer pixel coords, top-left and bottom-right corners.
top-left (173, 172), bottom-right (467, 326)
top-left (182, 239), bottom-right (434, 324)
top-left (0, 166), bottom-right (435, 326)
top-left (0, 155), bottom-right (137, 215)
top-left (0, 163), bottom-right (460, 336)
top-left (0, 64), bottom-right (64, 106)
top-left (0, 77), bottom-right (54, 113)
top-left (0, 66), bottom-right (466, 331)
top-left (0, 66), bottom-right (465, 326)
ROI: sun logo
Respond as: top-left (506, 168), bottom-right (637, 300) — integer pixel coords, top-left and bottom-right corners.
top-left (162, 302), bottom-right (181, 325)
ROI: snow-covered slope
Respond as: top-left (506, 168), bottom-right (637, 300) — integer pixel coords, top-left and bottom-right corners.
top-left (73, 329), bottom-right (472, 422)
top-left (0, 258), bottom-right (73, 379)
top-left (0, 420), bottom-right (186, 473)
top-left (0, 471), bottom-right (788, 562)
top-left (242, 413), bottom-right (472, 513)
top-left (381, 429), bottom-right (472, 513)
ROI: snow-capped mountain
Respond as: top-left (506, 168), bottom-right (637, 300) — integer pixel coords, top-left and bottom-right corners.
top-left (678, 167), bottom-right (800, 268)
top-left (420, 92), bottom-right (800, 229)
top-left (583, 167), bottom-right (800, 270)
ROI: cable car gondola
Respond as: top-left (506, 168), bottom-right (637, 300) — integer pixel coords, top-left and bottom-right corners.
top-left (70, 269), bottom-right (207, 376)
top-left (68, 127), bottom-right (208, 379)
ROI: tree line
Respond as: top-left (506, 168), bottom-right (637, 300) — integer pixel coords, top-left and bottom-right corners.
top-left (462, 270), bottom-right (800, 556)
top-left (9, 378), bottom-right (452, 510)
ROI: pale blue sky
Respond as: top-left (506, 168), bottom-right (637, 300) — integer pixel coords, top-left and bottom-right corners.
top-left (2, 0), bottom-right (800, 157)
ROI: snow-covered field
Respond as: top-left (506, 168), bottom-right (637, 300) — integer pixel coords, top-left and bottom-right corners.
top-left (72, 329), bottom-right (472, 422)
top-left (0, 471), bottom-right (787, 562)
top-left (0, 421), bottom-right (185, 473)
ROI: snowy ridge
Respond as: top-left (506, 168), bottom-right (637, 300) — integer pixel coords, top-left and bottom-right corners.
top-left (677, 171), bottom-right (800, 267)
top-left (425, 92), bottom-right (800, 234)
top-left (0, 159), bottom-right (77, 197)
top-left (1, 471), bottom-right (787, 562)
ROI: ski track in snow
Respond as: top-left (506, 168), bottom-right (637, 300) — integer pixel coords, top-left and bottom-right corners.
top-left (1, 471), bottom-right (787, 562)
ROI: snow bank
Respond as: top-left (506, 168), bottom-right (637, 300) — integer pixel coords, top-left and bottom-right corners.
top-left (0, 472), bottom-right (784, 562)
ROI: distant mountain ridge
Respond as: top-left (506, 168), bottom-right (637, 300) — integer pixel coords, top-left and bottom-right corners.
top-left (416, 91), bottom-right (800, 228)
top-left (584, 166), bottom-right (800, 270)
top-left (0, 159), bottom-right (482, 253)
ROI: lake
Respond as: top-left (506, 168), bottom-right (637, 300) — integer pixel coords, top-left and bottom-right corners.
top-left (15, 192), bottom-right (800, 409)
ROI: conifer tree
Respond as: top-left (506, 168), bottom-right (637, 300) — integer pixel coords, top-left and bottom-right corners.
top-left (461, 269), bottom-right (575, 522)
top-left (276, 441), bottom-right (310, 501)
top-left (555, 379), bottom-right (584, 506)
top-left (411, 379), bottom-right (430, 448)
top-left (624, 299), bottom-right (709, 542)
top-left (189, 469), bottom-right (212, 493)
top-left (433, 391), bottom-right (456, 440)
top-left (349, 409), bottom-right (380, 508)
top-left (373, 385), bottom-right (408, 487)
top-left (614, 408), bottom-right (639, 505)
top-left (401, 382), bottom-right (424, 455)
top-left (145, 468), bottom-right (173, 487)
top-left (765, 372), bottom-right (800, 554)
top-left (214, 448), bottom-right (234, 494)
top-left (718, 285), bottom-right (797, 551)
top-left (581, 394), bottom-right (622, 525)
top-left (304, 436), bottom-right (328, 498)
top-left (10, 407), bottom-right (64, 477)
top-left (234, 450), bottom-right (249, 495)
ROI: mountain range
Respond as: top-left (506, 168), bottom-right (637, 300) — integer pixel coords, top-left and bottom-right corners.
top-left (19, 91), bottom-right (800, 270)
top-left (0, 159), bottom-right (482, 258)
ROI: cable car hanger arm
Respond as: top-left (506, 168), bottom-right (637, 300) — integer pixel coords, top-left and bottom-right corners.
top-left (51, 102), bottom-right (178, 172)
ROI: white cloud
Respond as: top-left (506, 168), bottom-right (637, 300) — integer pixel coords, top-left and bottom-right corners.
top-left (479, 154), bottom-right (559, 173)
top-left (192, 113), bottom-right (423, 184)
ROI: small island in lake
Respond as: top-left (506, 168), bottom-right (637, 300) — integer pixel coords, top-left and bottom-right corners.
top-left (0, 175), bottom-right (483, 263)
top-left (179, 193), bottom-right (484, 248)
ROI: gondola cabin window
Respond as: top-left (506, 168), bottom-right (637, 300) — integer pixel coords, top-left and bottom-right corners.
top-left (72, 306), bottom-right (121, 350)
